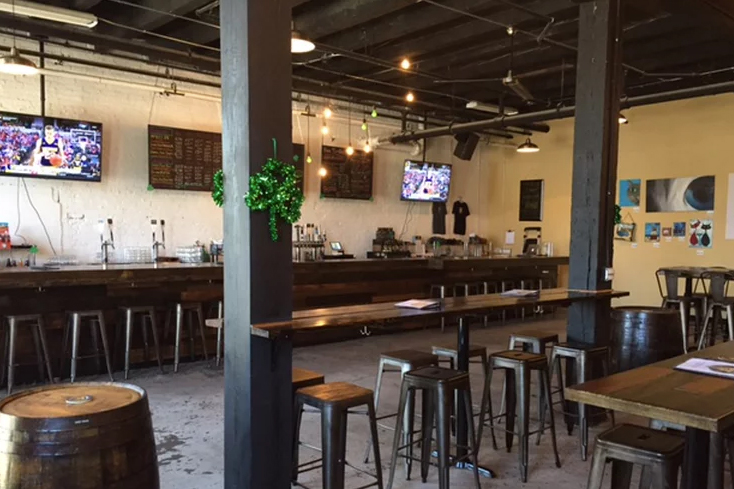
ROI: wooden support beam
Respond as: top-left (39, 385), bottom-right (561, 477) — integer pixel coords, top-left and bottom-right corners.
top-left (220, 1), bottom-right (293, 488)
top-left (567, 0), bottom-right (623, 345)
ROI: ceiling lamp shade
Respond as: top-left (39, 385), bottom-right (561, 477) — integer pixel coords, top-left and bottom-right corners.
top-left (0, 47), bottom-right (38, 76)
top-left (516, 138), bottom-right (539, 153)
top-left (291, 30), bottom-right (315, 54)
top-left (0, 0), bottom-right (98, 27)
top-left (618, 112), bottom-right (629, 124)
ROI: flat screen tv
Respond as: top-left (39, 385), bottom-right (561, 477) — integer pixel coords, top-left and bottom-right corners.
top-left (400, 160), bottom-right (452, 203)
top-left (0, 111), bottom-right (103, 182)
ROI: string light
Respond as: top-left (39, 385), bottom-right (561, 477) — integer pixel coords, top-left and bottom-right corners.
top-left (306, 155), bottom-right (313, 164)
top-left (371, 107), bottom-right (378, 118)
top-left (364, 143), bottom-right (372, 153)
top-left (400, 58), bottom-right (411, 70)
top-left (318, 167), bottom-right (327, 177)
top-left (321, 123), bottom-right (329, 135)
top-left (346, 145), bottom-right (355, 156)
top-left (323, 107), bottom-right (333, 119)
top-left (405, 91), bottom-right (415, 103)
top-left (361, 118), bottom-right (368, 131)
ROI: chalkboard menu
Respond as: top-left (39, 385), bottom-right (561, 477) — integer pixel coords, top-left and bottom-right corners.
top-left (148, 125), bottom-right (222, 191)
top-left (519, 179), bottom-right (544, 221)
top-left (320, 145), bottom-right (373, 200)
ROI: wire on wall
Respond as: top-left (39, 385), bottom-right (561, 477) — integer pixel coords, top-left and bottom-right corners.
top-left (21, 179), bottom-right (58, 256)
top-left (13, 179), bottom-right (29, 245)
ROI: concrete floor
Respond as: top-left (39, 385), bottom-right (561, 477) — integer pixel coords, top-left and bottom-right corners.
top-left (89, 316), bottom-right (729, 488)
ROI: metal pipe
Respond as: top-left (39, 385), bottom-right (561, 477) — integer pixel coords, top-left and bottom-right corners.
top-left (383, 79), bottom-right (734, 143)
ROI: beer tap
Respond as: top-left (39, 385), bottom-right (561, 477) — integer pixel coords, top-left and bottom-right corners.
top-left (99, 218), bottom-right (115, 264)
top-left (151, 219), bottom-right (166, 262)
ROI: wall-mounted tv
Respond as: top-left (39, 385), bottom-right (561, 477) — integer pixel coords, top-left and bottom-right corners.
top-left (0, 111), bottom-right (103, 182)
top-left (400, 160), bottom-right (452, 203)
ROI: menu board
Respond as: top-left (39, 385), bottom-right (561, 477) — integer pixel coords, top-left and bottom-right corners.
top-left (148, 125), bottom-right (221, 191)
top-left (149, 125), bottom-right (306, 193)
top-left (519, 179), bottom-right (544, 221)
top-left (320, 145), bottom-right (373, 200)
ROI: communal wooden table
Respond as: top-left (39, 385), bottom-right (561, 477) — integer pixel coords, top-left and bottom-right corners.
top-left (566, 341), bottom-right (734, 489)
top-left (251, 288), bottom-right (628, 479)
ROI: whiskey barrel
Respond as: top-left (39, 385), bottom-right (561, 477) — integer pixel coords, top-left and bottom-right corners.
top-left (610, 307), bottom-right (683, 372)
top-left (0, 383), bottom-right (159, 489)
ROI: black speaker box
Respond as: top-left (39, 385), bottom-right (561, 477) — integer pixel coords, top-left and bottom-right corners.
top-left (453, 133), bottom-right (479, 161)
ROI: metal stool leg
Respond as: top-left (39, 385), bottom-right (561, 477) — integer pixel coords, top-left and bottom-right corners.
top-left (36, 317), bottom-right (54, 383)
top-left (462, 388), bottom-right (481, 489)
top-left (322, 405), bottom-right (348, 489)
top-left (586, 446), bottom-right (608, 489)
top-left (174, 303), bottom-right (183, 373)
top-left (542, 366), bottom-right (562, 468)
top-left (7, 317), bottom-right (16, 394)
top-left (517, 364), bottom-right (531, 483)
top-left (31, 324), bottom-right (44, 380)
top-left (364, 358), bottom-right (385, 463)
top-left (148, 309), bottom-right (164, 374)
top-left (124, 308), bottom-right (133, 380)
top-left (420, 388), bottom-right (435, 483)
top-left (196, 305), bottom-right (209, 360)
top-left (578, 353), bottom-right (589, 461)
top-left (366, 398), bottom-right (384, 489)
top-left (70, 312), bottom-right (81, 383)
top-left (216, 301), bottom-right (223, 367)
top-left (405, 390), bottom-right (415, 479)
top-left (97, 313), bottom-right (114, 382)
top-left (89, 318), bottom-right (102, 374)
top-left (436, 386), bottom-right (451, 489)
top-left (291, 397), bottom-right (304, 483)
top-left (187, 309), bottom-right (196, 361)
top-left (477, 360), bottom-right (497, 450)
top-left (140, 312), bottom-right (151, 362)
top-left (386, 382), bottom-right (410, 489)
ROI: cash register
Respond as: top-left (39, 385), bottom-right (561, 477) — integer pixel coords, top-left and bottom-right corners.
top-left (324, 241), bottom-right (354, 260)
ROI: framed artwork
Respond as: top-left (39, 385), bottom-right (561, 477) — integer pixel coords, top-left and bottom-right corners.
top-left (614, 222), bottom-right (636, 242)
top-left (519, 179), bottom-right (544, 222)
top-left (619, 179), bottom-right (641, 207)
top-left (646, 176), bottom-right (715, 212)
top-left (690, 219), bottom-right (713, 248)
top-left (662, 227), bottom-right (672, 237)
top-left (673, 222), bottom-right (686, 237)
top-left (645, 222), bottom-right (661, 242)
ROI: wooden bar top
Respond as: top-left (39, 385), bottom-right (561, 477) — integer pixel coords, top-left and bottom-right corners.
top-left (251, 288), bottom-right (628, 339)
top-left (566, 341), bottom-right (734, 432)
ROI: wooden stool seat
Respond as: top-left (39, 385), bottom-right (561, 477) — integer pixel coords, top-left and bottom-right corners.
top-left (297, 382), bottom-right (373, 408)
top-left (292, 367), bottom-right (325, 392)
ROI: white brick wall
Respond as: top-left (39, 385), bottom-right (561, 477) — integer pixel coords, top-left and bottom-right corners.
top-left (0, 41), bottom-right (498, 262)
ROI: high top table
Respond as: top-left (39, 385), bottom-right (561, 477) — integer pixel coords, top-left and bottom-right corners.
top-left (566, 341), bottom-right (734, 489)
top-left (252, 288), bottom-right (629, 480)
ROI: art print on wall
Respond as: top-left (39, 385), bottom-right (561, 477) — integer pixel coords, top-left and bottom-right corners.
top-left (690, 219), bottom-right (713, 248)
top-left (619, 179), bottom-right (642, 207)
top-left (519, 179), bottom-right (543, 222)
top-left (645, 222), bottom-right (661, 242)
top-left (673, 222), bottom-right (687, 238)
top-left (646, 176), bottom-right (715, 212)
top-left (614, 222), bottom-right (636, 242)
top-left (662, 227), bottom-right (672, 237)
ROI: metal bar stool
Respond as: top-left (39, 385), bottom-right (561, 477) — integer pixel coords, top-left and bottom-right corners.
top-left (2, 314), bottom-right (54, 394)
top-left (478, 350), bottom-right (561, 483)
top-left (549, 342), bottom-right (614, 460)
top-left (364, 350), bottom-right (438, 476)
top-left (386, 366), bottom-right (481, 489)
top-left (431, 344), bottom-right (488, 375)
top-left (656, 268), bottom-right (704, 352)
top-left (429, 284), bottom-right (447, 332)
top-left (117, 306), bottom-right (164, 379)
top-left (698, 270), bottom-right (734, 349)
top-left (587, 424), bottom-right (684, 489)
top-left (62, 310), bottom-right (114, 383)
top-left (292, 382), bottom-right (383, 489)
top-left (170, 302), bottom-right (209, 373)
top-left (204, 301), bottom-right (224, 367)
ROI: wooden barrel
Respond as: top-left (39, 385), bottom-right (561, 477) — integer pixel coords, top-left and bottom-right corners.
top-left (610, 307), bottom-right (684, 372)
top-left (0, 382), bottom-right (159, 489)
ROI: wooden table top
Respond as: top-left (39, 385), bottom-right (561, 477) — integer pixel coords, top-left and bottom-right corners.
top-left (251, 288), bottom-right (629, 339)
top-left (566, 341), bottom-right (734, 433)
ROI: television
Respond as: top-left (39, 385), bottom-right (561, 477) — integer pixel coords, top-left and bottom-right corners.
top-left (400, 160), bottom-right (452, 202)
top-left (0, 111), bottom-right (103, 182)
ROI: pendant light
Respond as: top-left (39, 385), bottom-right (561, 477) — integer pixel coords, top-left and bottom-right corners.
top-left (346, 102), bottom-right (354, 156)
top-left (305, 102), bottom-right (313, 164)
top-left (618, 112), bottom-right (629, 124)
top-left (291, 22), bottom-right (315, 54)
top-left (517, 138), bottom-right (540, 153)
top-left (0, 0), bottom-right (38, 76)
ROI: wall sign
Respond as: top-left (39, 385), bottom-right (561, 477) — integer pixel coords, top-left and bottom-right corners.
top-left (320, 145), bottom-right (373, 200)
top-left (519, 179), bottom-right (544, 222)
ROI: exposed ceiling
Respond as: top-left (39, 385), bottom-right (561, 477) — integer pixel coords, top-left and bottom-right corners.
top-left (2, 0), bottom-right (734, 128)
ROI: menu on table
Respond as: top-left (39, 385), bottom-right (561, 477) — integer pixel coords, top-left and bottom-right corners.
top-left (320, 145), bottom-right (373, 200)
top-left (149, 125), bottom-right (305, 193)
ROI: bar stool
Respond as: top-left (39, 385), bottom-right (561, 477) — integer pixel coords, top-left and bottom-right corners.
top-left (204, 301), bottom-right (224, 367)
top-left (2, 314), bottom-right (54, 394)
top-left (364, 350), bottom-right (438, 473)
top-left (698, 270), bottom-right (734, 349)
top-left (430, 284), bottom-right (448, 332)
top-left (169, 302), bottom-right (209, 373)
top-left (62, 310), bottom-right (114, 383)
top-left (587, 424), bottom-right (684, 489)
top-left (478, 350), bottom-right (561, 483)
top-left (656, 268), bottom-right (704, 352)
top-left (292, 382), bottom-right (383, 489)
top-left (117, 306), bottom-right (164, 379)
top-left (431, 344), bottom-right (488, 375)
top-left (386, 366), bottom-right (481, 489)
top-left (549, 342), bottom-right (614, 460)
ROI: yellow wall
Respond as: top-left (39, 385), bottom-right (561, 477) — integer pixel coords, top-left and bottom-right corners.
top-left (486, 93), bottom-right (734, 306)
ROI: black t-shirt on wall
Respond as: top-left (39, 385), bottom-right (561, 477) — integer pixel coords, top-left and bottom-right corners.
top-left (452, 201), bottom-right (470, 235)
top-left (432, 202), bottom-right (447, 235)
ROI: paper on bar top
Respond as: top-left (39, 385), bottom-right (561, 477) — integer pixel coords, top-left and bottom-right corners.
top-left (500, 289), bottom-right (540, 298)
top-left (395, 299), bottom-right (441, 310)
top-left (675, 358), bottom-right (734, 380)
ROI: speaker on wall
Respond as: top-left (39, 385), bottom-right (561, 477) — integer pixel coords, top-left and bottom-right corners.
top-left (453, 132), bottom-right (479, 161)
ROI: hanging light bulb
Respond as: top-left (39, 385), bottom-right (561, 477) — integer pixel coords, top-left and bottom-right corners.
top-left (323, 107), bottom-right (333, 119)
top-left (346, 145), bottom-right (355, 156)
top-left (361, 118), bottom-right (368, 131)
top-left (306, 154), bottom-right (313, 164)
top-left (516, 138), bottom-right (540, 153)
top-left (321, 123), bottom-right (329, 135)
top-left (371, 107), bottom-right (378, 118)
top-left (618, 112), bottom-right (629, 124)
top-left (400, 58), bottom-right (411, 70)
top-left (0, 47), bottom-right (38, 76)
top-left (318, 167), bottom-right (327, 177)
top-left (364, 142), bottom-right (372, 153)
top-left (291, 30), bottom-right (315, 54)
top-left (405, 91), bottom-right (415, 103)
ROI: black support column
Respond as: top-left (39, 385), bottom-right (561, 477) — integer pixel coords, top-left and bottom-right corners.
top-left (220, 2), bottom-right (294, 489)
top-left (567, 0), bottom-right (623, 345)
